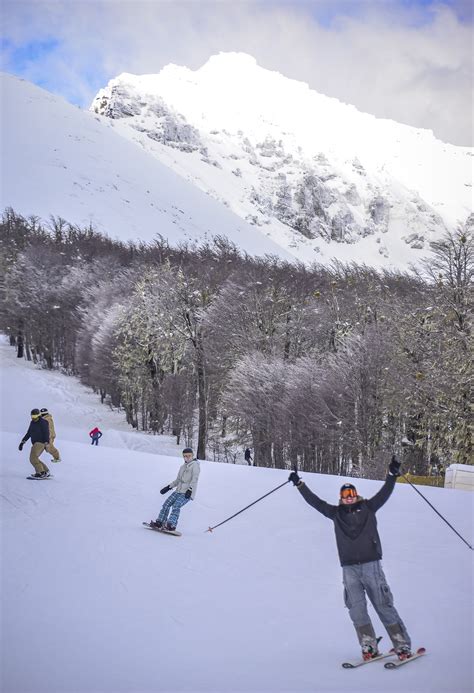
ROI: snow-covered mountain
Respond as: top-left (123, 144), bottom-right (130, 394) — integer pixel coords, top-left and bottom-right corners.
top-left (2, 54), bottom-right (472, 268)
top-left (0, 72), bottom-right (292, 260)
top-left (90, 52), bottom-right (473, 267)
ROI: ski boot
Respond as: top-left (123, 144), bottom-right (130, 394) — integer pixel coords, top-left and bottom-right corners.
top-left (149, 520), bottom-right (163, 529)
top-left (396, 645), bottom-right (412, 661)
top-left (361, 643), bottom-right (380, 661)
top-left (165, 523), bottom-right (177, 532)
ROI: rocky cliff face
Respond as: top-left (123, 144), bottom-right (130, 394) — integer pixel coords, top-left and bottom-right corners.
top-left (91, 53), bottom-right (472, 265)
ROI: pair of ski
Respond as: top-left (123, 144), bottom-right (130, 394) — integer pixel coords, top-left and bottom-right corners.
top-left (142, 521), bottom-right (181, 537)
top-left (342, 647), bottom-right (426, 669)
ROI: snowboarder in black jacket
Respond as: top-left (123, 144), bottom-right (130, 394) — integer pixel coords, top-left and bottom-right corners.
top-left (19, 408), bottom-right (51, 478)
top-left (289, 456), bottom-right (412, 661)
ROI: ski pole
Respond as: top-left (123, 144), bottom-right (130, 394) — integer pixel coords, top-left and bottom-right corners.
top-left (206, 479), bottom-right (290, 533)
top-left (399, 438), bottom-right (473, 551)
top-left (400, 473), bottom-right (473, 550)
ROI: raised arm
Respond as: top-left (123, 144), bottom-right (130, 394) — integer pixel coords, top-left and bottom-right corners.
top-left (298, 483), bottom-right (338, 519)
top-left (288, 472), bottom-right (338, 520)
top-left (366, 456), bottom-right (401, 512)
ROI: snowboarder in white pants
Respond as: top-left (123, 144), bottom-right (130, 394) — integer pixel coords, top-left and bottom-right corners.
top-left (289, 456), bottom-right (412, 661)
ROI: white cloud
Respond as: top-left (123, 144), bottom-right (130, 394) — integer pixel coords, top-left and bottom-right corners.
top-left (2, 1), bottom-right (472, 145)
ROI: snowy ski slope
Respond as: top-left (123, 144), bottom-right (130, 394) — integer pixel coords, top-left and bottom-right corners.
top-left (1, 339), bottom-right (473, 693)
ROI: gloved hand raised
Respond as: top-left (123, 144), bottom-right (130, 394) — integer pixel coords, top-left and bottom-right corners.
top-left (185, 489), bottom-right (192, 499)
top-left (389, 455), bottom-right (401, 477)
top-left (288, 471), bottom-right (301, 486)
top-left (160, 485), bottom-right (171, 495)
top-left (18, 442), bottom-right (24, 451)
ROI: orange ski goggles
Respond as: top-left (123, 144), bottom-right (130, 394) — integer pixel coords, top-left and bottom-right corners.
top-left (340, 485), bottom-right (358, 499)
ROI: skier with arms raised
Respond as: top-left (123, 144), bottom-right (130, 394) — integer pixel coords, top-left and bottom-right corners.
top-left (289, 455), bottom-right (414, 663)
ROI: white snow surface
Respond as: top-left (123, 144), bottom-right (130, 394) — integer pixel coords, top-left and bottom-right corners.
top-left (1, 338), bottom-right (473, 693)
top-left (0, 72), bottom-right (292, 262)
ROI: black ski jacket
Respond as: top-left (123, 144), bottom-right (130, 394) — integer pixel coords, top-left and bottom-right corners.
top-left (297, 475), bottom-right (396, 567)
top-left (21, 418), bottom-right (50, 445)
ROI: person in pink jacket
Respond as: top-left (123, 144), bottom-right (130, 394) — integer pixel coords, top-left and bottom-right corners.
top-left (89, 427), bottom-right (103, 446)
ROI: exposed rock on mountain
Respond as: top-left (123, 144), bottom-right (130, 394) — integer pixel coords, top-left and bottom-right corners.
top-left (90, 53), bottom-right (472, 266)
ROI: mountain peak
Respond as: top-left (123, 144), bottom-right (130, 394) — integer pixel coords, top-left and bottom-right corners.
top-left (89, 55), bottom-right (472, 267)
top-left (201, 51), bottom-right (259, 72)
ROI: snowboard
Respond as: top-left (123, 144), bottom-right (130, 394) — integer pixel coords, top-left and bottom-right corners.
top-left (27, 474), bottom-right (53, 480)
top-left (142, 522), bottom-right (182, 537)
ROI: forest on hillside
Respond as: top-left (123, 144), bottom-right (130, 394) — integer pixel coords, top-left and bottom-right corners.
top-left (1, 208), bottom-right (472, 478)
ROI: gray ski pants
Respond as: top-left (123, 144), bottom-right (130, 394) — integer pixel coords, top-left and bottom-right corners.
top-left (342, 560), bottom-right (411, 651)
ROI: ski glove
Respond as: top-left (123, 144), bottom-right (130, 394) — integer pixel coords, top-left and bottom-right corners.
top-left (160, 485), bottom-right (171, 495)
top-left (389, 455), bottom-right (401, 477)
top-left (18, 442), bottom-right (24, 451)
top-left (185, 489), bottom-right (192, 499)
top-left (288, 471), bottom-right (301, 486)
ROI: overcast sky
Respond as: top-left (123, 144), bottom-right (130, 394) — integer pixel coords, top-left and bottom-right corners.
top-left (1, 0), bottom-right (473, 145)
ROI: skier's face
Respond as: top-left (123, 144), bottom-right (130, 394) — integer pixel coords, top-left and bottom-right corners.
top-left (341, 495), bottom-right (357, 505)
top-left (340, 486), bottom-right (358, 504)
top-left (183, 452), bottom-right (193, 463)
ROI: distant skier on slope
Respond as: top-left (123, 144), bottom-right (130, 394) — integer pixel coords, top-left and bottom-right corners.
top-left (18, 408), bottom-right (51, 478)
top-left (40, 407), bottom-right (61, 462)
top-left (149, 448), bottom-right (200, 532)
top-left (89, 427), bottom-right (103, 446)
top-left (288, 456), bottom-right (413, 662)
top-left (244, 447), bottom-right (253, 465)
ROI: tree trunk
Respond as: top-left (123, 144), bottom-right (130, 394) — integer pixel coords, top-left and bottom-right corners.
top-left (17, 330), bottom-right (24, 358)
top-left (196, 335), bottom-right (207, 460)
top-left (221, 415), bottom-right (227, 438)
top-left (273, 441), bottom-right (285, 469)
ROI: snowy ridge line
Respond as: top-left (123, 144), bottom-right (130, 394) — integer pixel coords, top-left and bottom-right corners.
top-left (0, 71), bottom-right (295, 264)
top-left (90, 52), bottom-right (473, 268)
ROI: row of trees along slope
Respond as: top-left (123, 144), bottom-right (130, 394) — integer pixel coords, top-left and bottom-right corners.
top-left (1, 208), bottom-right (472, 477)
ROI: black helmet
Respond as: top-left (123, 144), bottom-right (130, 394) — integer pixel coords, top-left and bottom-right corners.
top-left (40, 407), bottom-right (49, 415)
top-left (340, 483), bottom-right (357, 499)
top-left (31, 408), bottom-right (40, 419)
top-left (182, 447), bottom-right (193, 455)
